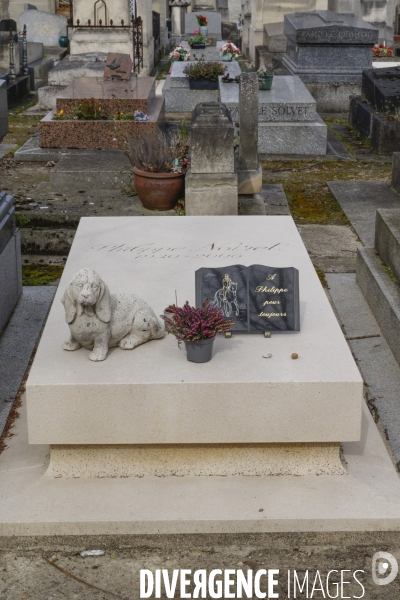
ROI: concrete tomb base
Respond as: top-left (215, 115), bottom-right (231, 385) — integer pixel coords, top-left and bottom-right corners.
top-left (47, 442), bottom-right (345, 478)
top-left (185, 171), bottom-right (238, 215)
top-left (219, 76), bottom-right (327, 155)
top-left (27, 216), bottom-right (362, 447)
top-left (163, 61), bottom-right (241, 113)
top-left (237, 164), bottom-right (263, 195)
top-left (1, 396), bottom-right (400, 534)
top-left (0, 215), bottom-right (397, 534)
top-left (39, 76), bottom-right (165, 150)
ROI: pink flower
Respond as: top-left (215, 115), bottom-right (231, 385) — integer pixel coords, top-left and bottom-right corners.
top-left (174, 52), bottom-right (179, 58)
top-left (193, 29), bottom-right (199, 34)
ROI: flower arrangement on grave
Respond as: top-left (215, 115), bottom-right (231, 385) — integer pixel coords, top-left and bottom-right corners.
top-left (372, 43), bottom-right (394, 57)
top-left (127, 129), bottom-right (188, 211)
top-left (196, 14), bottom-right (209, 37)
top-left (73, 98), bottom-right (104, 120)
top-left (257, 63), bottom-right (274, 90)
top-left (161, 300), bottom-right (234, 363)
top-left (169, 43), bottom-right (190, 61)
top-left (219, 42), bottom-right (241, 61)
top-left (196, 14), bottom-right (208, 26)
top-left (114, 110), bottom-right (149, 121)
top-left (188, 31), bottom-right (207, 48)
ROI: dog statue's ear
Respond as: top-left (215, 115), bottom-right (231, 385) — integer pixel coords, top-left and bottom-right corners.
top-left (61, 283), bottom-right (77, 324)
top-left (95, 280), bottom-right (112, 323)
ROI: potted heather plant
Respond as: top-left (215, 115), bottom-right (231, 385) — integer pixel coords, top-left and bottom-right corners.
top-left (162, 300), bottom-right (234, 363)
top-left (219, 42), bottom-right (241, 62)
top-left (183, 61), bottom-right (226, 90)
top-left (196, 14), bottom-right (208, 37)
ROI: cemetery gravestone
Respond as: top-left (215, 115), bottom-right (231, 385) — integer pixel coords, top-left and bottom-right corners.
top-left (69, 0), bottom-right (133, 59)
top-left (26, 216), bottom-right (363, 481)
top-left (103, 52), bottom-right (132, 80)
top-left (281, 10), bottom-right (379, 112)
top-left (184, 11), bottom-right (222, 40)
top-left (185, 102), bottom-right (238, 215)
top-left (18, 9), bottom-right (67, 46)
top-left (219, 75), bottom-right (327, 155)
top-left (0, 78), bottom-right (7, 140)
top-left (0, 190), bottom-right (22, 336)
top-left (163, 59), bottom-right (241, 113)
top-left (350, 67), bottom-right (400, 155)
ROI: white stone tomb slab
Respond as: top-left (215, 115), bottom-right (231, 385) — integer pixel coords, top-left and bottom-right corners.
top-left (26, 216), bottom-right (362, 447)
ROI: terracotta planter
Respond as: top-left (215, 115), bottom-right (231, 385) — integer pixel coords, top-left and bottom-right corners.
top-left (133, 167), bottom-right (185, 211)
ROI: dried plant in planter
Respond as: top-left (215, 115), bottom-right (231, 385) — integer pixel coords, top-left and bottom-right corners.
top-left (127, 127), bottom-right (189, 211)
top-left (162, 300), bottom-right (234, 343)
top-left (127, 129), bottom-right (182, 173)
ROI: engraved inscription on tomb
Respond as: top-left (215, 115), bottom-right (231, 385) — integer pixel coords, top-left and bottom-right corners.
top-left (195, 264), bottom-right (300, 333)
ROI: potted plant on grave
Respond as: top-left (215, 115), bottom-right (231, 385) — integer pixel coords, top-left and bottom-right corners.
top-left (188, 30), bottom-right (207, 49)
top-left (219, 41), bottom-right (241, 62)
top-left (127, 128), bottom-right (188, 211)
top-left (169, 43), bottom-right (191, 62)
top-left (183, 61), bottom-right (226, 90)
top-left (161, 300), bottom-right (234, 363)
top-left (196, 14), bottom-right (208, 37)
top-left (257, 62), bottom-right (274, 90)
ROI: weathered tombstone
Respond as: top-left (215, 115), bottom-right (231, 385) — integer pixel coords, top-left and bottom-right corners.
top-left (350, 67), bottom-right (400, 155)
top-left (17, 9), bottom-right (67, 46)
top-left (0, 79), bottom-right (8, 140)
top-left (185, 102), bottom-right (238, 215)
top-left (103, 52), bottom-right (132, 80)
top-left (0, 190), bottom-right (22, 337)
top-left (69, 0), bottom-right (133, 59)
top-left (237, 72), bottom-right (262, 194)
top-left (281, 10), bottom-right (379, 112)
top-left (0, 30), bottom-right (19, 71)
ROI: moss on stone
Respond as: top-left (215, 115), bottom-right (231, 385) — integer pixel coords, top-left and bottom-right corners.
top-left (315, 267), bottom-right (328, 289)
top-left (262, 159), bottom-right (392, 225)
top-left (22, 264), bottom-right (64, 286)
top-left (3, 114), bottom-right (41, 151)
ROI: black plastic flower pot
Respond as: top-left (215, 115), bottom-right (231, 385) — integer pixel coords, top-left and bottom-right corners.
top-left (188, 79), bottom-right (219, 90)
top-left (184, 336), bottom-right (215, 363)
top-left (190, 43), bottom-right (206, 49)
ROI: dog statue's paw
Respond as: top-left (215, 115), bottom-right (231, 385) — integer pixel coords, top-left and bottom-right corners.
top-left (89, 349), bottom-right (108, 362)
top-left (63, 339), bottom-right (82, 351)
top-left (119, 335), bottom-right (139, 350)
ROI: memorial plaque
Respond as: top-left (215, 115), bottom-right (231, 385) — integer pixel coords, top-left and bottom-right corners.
top-left (195, 264), bottom-right (300, 333)
top-left (104, 53), bottom-right (132, 80)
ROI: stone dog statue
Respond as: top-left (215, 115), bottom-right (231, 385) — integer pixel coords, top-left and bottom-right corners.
top-left (61, 268), bottom-right (165, 361)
